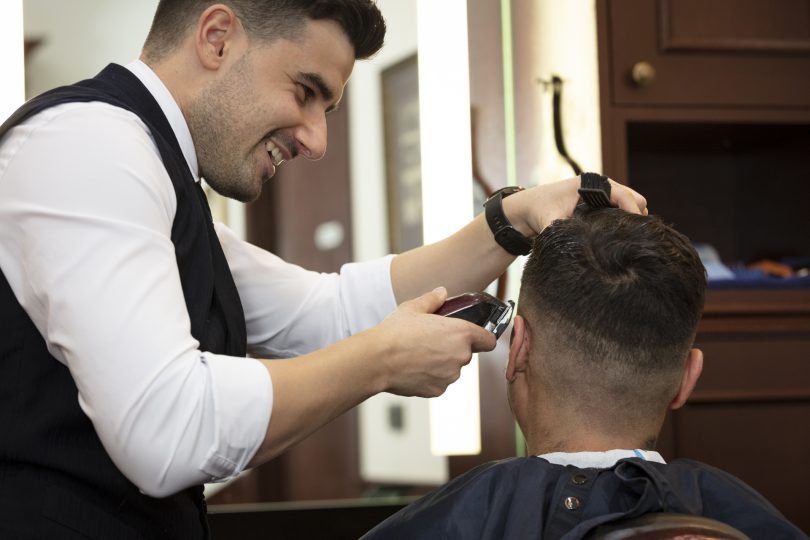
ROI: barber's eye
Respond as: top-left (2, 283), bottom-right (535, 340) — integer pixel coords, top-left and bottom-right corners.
top-left (299, 84), bottom-right (315, 102)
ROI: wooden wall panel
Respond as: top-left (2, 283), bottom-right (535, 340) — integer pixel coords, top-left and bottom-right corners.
top-left (660, 0), bottom-right (810, 52)
top-left (608, 0), bottom-right (810, 107)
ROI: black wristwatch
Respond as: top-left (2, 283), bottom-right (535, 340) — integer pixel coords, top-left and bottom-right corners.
top-left (484, 186), bottom-right (532, 256)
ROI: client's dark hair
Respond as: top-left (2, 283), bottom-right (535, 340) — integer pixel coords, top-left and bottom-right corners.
top-left (143, 0), bottom-right (386, 62)
top-left (519, 208), bottom-right (707, 418)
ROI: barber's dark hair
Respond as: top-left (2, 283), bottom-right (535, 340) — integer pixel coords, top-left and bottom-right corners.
top-left (519, 208), bottom-right (706, 411)
top-left (143, 0), bottom-right (386, 62)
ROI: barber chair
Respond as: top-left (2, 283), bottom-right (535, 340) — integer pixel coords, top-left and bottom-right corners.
top-left (585, 513), bottom-right (751, 540)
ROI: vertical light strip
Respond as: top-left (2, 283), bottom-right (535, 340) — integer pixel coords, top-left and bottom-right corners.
top-left (500, 0), bottom-right (527, 457)
top-left (417, 0), bottom-right (481, 456)
top-left (1, 0), bottom-right (25, 123)
top-left (417, 0), bottom-right (474, 242)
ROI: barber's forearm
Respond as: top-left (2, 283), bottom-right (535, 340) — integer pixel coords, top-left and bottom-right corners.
top-left (246, 285), bottom-right (497, 468)
top-left (390, 213), bottom-right (513, 303)
top-left (388, 176), bottom-right (651, 303)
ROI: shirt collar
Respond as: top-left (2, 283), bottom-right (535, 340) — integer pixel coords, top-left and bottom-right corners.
top-left (124, 60), bottom-right (200, 183)
top-left (538, 449), bottom-right (666, 469)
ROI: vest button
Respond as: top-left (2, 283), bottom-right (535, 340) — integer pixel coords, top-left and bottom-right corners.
top-left (572, 473), bottom-right (588, 485)
top-left (564, 496), bottom-right (581, 510)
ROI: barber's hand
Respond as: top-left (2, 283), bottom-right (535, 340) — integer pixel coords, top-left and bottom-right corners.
top-left (504, 175), bottom-right (648, 237)
top-left (373, 287), bottom-right (496, 398)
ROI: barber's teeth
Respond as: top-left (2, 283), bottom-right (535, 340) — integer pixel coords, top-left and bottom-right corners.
top-left (265, 140), bottom-right (285, 166)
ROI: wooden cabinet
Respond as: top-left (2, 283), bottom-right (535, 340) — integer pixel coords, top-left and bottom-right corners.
top-left (660, 290), bottom-right (810, 530)
top-left (597, 0), bottom-right (810, 533)
top-left (607, 0), bottom-right (810, 107)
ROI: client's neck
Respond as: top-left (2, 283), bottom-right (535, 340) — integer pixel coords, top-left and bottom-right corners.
top-left (520, 401), bottom-right (661, 456)
top-left (525, 430), bottom-right (658, 456)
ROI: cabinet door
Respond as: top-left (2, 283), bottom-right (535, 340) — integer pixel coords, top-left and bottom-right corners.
top-left (608, 0), bottom-right (810, 107)
top-left (660, 291), bottom-right (810, 533)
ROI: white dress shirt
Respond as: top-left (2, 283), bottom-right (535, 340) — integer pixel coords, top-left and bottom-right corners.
top-left (0, 60), bottom-right (397, 497)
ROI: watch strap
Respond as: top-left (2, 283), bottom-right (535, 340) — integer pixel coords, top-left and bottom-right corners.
top-left (484, 187), bottom-right (532, 256)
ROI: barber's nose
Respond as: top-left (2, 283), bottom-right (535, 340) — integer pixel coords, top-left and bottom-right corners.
top-left (295, 111), bottom-right (327, 161)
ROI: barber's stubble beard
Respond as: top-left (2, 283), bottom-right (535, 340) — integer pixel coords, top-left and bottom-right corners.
top-left (185, 55), bottom-right (265, 203)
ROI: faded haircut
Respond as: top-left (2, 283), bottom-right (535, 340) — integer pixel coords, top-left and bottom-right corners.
top-left (142, 0), bottom-right (386, 62)
top-left (518, 207), bottom-right (707, 413)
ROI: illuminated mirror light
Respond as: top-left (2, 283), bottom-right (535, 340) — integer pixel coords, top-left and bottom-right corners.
top-left (417, 0), bottom-right (481, 456)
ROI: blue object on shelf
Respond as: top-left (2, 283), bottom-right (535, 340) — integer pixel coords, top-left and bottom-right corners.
top-left (693, 243), bottom-right (810, 289)
top-left (709, 266), bottom-right (810, 289)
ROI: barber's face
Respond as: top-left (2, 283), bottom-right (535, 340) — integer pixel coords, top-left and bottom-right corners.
top-left (187, 19), bottom-right (354, 202)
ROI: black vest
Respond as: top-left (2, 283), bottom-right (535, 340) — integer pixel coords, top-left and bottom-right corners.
top-left (0, 64), bottom-right (247, 539)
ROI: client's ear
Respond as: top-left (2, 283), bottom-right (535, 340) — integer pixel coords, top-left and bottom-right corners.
top-left (506, 315), bottom-right (530, 382)
top-left (670, 348), bottom-right (704, 410)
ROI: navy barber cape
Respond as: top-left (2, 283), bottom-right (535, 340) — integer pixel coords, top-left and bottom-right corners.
top-left (361, 456), bottom-right (806, 540)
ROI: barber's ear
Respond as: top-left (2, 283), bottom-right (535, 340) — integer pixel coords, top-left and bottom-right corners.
top-left (670, 348), bottom-right (703, 410)
top-left (506, 315), bottom-right (530, 382)
top-left (195, 4), bottom-right (241, 69)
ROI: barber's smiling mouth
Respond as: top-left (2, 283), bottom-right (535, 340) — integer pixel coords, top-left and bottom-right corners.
top-left (262, 135), bottom-right (297, 181)
top-left (265, 139), bottom-right (286, 168)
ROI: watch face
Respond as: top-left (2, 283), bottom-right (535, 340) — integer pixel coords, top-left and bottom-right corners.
top-left (500, 186), bottom-right (524, 197)
top-left (485, 186), bottom-right (523, 206)
top-left (485, 185), bottom-right (531, 256)
top-left (435, 292), bottom-right (515, 338)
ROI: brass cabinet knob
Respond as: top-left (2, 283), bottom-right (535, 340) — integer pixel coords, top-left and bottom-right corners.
top-left (631, 61), bottom-right (656, 87)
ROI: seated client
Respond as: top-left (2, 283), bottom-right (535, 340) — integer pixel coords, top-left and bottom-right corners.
top-left (362, 208), bottom-right (806, 539)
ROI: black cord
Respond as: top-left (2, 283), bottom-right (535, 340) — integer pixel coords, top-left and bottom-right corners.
top-left (551, 75), bottom-right (583, 176)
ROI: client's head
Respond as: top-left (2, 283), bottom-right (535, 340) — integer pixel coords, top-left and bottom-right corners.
top-left (506, 207), bottom-right (707, 454)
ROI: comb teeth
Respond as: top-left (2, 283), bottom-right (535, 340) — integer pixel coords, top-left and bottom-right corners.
top-left (578, 188), bottom-right (612, 208)
top-left (578, 172), bottom-right (612, 208)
